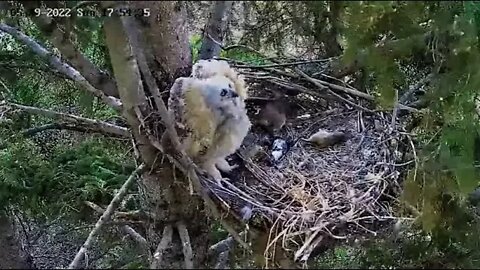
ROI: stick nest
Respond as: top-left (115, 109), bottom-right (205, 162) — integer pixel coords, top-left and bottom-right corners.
top-left (200, 62), bottom-right (410, 262)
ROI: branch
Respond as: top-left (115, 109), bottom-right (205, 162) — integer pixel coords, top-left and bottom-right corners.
top-left (177, 221), bottom-right (194, 269)
top-left (0, 23), bottom-right (122, 111)
top-left (83, 201), bottom-right (149, 255)
top-left (227, 56), bottom-right (422, 114)
top-left (21, 1), bottom-right (119, 98)
top-left (68, 163), bottom-right (146, 269)
top-left (21, 122), bottom-right (128, 138)
top-left (3, 101), bottom-right (130, 138)
top-left (310, 77), bottom-right (374, 101)
top-left (294, 68), bottom-right (374, 112)
top-left (234, 58), bottom-right (336, 69)
top-left (150, 225), bottom-right (173, 269)
top-left (208, 231), bottom-right (247, 256)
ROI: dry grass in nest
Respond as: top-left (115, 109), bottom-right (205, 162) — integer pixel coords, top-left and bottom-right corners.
top-left (199, 65), bottom-right (411, 263)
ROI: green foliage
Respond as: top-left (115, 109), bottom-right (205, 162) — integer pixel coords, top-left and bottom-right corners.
top-left (0, 137), bottom-right (135, 219)
top-left (190, 34), bottom-right (202, 63)
top-left (221, 48), bottom-right (270, 65)
top-left (190, 33), bottom-right (270, 65)
top-left (315, 219), bottom-right (480, 269)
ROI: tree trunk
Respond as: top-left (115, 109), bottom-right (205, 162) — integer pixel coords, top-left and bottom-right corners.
top-left (103, 1), bottom-right (211, 268)
top-left (199, 1), bottom-right (233, 60)
top-left (131, 1), bottom-right (192, 90)
top-left (323, 1), bottom-right (343, 57)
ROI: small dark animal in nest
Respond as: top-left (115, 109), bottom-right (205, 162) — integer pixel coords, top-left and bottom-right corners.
top-left (254, 98), bottom-right (301, 135)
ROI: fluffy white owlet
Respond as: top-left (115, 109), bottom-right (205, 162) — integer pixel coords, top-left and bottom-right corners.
top-left (167, 73), bottom-right (251, 183)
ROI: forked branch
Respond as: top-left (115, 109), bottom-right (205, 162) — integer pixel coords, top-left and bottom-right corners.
top-left (0, 23), bottom-right (122, 111)
top-left (83, 201), bottom-right (149, 256)
top-left (2, 101), bottom-right (129, 138)
top-left (21, 1), bottom-right (119, 98)
top-left (68, 164), bottom-right (146, 269)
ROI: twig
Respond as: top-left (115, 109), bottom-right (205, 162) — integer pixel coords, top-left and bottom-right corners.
top-left (234, 58), bottom-right (336, 69)
top-left (294, 68), bottom-right (374, 113)
top-left (396, 103), bottom-right (420, 113)
top-left (391, 88), bottom-right (399, 130)
top-left (68, 164), bottom-right (146, 269)
top-left (310, 77), bottom-right (374, 101)
top-left (150, 225), bottom-right (173, 269)
top-left (177, 221), bottom-right (194, 269)
top-left (83, 201), bottom-right (149, 255)
top-left (0, 23), bottom-right (122, 110)
top-left (2, 101), bottom-right (130, 138)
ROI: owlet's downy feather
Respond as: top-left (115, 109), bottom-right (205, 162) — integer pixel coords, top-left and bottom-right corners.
top-left (167, 65), bottom-right (251, 182)
top-left (191, 59), bottom-right (249, 100)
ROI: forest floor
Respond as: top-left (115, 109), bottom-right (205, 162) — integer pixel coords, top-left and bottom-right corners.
top-left (0, 216), bottom-right (30, 269)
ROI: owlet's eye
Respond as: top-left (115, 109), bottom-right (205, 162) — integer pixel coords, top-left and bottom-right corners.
top-left (220, 89), bottom-right (228, 96)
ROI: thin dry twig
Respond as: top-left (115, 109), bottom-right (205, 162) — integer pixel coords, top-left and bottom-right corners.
top-left (68, 164), bottom-right (146, 269)
top-left (2, 101), bottom-right (130, 138)
top-left (83, 201), bottom-right (149, 256)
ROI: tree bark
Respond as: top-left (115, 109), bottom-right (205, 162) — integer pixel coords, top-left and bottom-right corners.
top-left (323, 1), bottom-right (343, 57)
top-left (131, 1), bottom-right (192, 89)
top-left (199, 1), bottom-right (234, 60)
top-left (102, 2), bottom-right (211, 268)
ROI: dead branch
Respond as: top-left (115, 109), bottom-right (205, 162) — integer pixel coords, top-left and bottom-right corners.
top-left (208, 231), bottom-right (247, 256)
top-left (83, 201), bottom-right (149, 256)
top-left (21, 1), bottom-right (119, 98)
top-left (218, 55), bottom-right (373, 111)
top-left (68, 164), bottom-right (146, 269)
top-left (234, 58), bottom-right (336, 69)
top-left (177, 221), bottom-right (194, 269)
top-left (293, 68), bottom-right (374, 112)
top-left (21, 122), bottom-right (128, 138)
top-left (391, 89), bottom-right (399, 130)
top-left (150, 225), bottom-right (173, 269)
top-left (0, 23), bottom-right (122, 111)
top-left (310, 77), bottom-right (374, 101)
top-left (2, 101), bottom-right (130, 138)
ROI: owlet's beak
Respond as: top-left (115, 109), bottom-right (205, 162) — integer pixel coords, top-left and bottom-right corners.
top-left (229, 90), bottom-right (239, 98)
